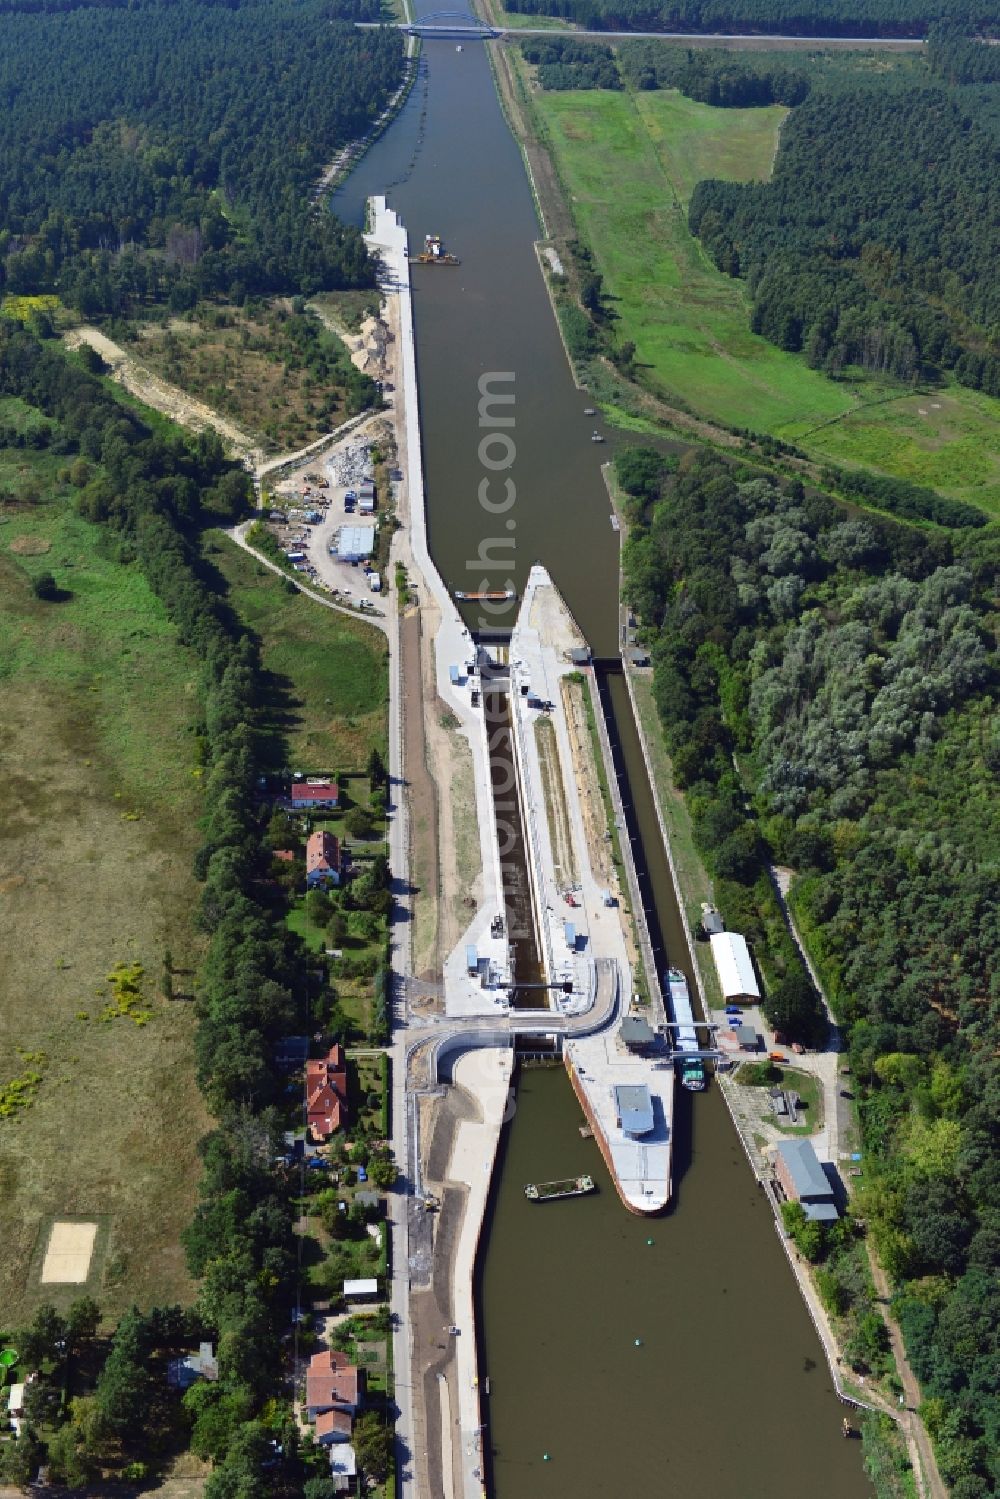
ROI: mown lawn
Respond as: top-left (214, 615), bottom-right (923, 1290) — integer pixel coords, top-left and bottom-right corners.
top-left (0, 448), bottom-right (207, 1326)
top-left (207, 532), bottom-right (389, 772)
top-left (537, 84), bottom-right (1000, 514)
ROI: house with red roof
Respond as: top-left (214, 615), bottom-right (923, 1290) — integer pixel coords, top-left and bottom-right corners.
top-left (306, 1043), bottom-right (348, 1141)
top-left (290, 779), bottom-right (340, 811)
top-left (306, 829), bottom-right (342, 888)
top-left (306, 1348), bottom-right (364, 1420)
top-left (315, 1408), bottom-right (354, 1446)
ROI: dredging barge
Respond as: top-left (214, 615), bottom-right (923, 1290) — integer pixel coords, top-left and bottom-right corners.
top-left (413, 233), bottom-right (460, 265)
top-left (524, 1175), bottom-right (596, 1202)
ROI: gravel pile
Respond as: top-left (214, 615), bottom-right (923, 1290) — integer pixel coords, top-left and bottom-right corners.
top-left (325, 441), bottom-right (375, 489)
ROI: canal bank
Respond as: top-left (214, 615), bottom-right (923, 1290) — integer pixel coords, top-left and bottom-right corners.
top-left (333, 27), bottom-right (870, 1499)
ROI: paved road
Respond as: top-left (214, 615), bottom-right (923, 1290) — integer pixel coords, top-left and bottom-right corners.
top-left (363, 20), bottom-right (924, 44)
top-left (227, 521), bottom-right (388, 634)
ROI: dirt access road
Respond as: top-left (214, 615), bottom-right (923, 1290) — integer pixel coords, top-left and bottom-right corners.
top-left (64, 326), bottom-right (265, 468)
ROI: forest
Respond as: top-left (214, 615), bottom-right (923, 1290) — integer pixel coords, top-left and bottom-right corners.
top-left (617, 40), bottom-right (810, 103)
top-left (521, 37), bottom-right (621, 89)
top-left (689, 48), bottom-right (1000, 394)
top-left (0, 323), bottom-right (385, 1493)
top-left (503, 0), bottom-right (998, 39)
top-left (618, 445), bottom-right (999, 1497)
top-left (0, 1), bottom-right (403, 315)
top-left (523, 36), bottom-right (810, 100)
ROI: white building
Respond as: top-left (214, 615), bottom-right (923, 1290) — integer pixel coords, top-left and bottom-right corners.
top-left (343, 1277), bottom-right (378, 1299)
top-left (336, 525), bottom-right (376, 563)
top-left (329, 1443), bottom-right (357, 1484)
top-left (7, 1383), bottom-right (24, 1437)
top-left (710, 931), bottom-right (761, 1002)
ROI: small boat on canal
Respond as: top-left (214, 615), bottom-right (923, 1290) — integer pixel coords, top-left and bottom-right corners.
top-left (524, 1175), bottom-right (596, 1202)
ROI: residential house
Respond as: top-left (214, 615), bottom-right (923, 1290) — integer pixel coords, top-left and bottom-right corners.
top-left (315, 1408), bottom-right (354, 1446)
top-left (290, 779), bottom-right (341, 811)
top-left (305, 1349), bottom-right (364, 1420)
top-left (306, 1043), bottom-right (348, 1141)
top-left (306, 830), bottom-right (342, 888)
top-left (167, 1342), bottom-right (218, 1390)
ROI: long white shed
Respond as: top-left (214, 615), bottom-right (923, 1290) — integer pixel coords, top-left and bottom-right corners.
top-left (709, 931), bottom-right (761, 1003)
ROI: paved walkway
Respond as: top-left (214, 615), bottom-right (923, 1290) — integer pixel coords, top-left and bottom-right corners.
top-left (445, 1048), bottom-right (514, 1499)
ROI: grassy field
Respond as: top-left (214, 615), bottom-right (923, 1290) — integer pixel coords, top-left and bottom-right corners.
top-left (0, 445), bottom-right (208, 1326)
top-left (207, 533), bottom-right (389, 772)
top-left (536, 87), bottom-right (855, 432)
top-left (790, 383), bottom-right (1000, 517)
top-left (535, 84), bottom-right (1000, 513)
top-left (496, 6), bottom-right (575, 26)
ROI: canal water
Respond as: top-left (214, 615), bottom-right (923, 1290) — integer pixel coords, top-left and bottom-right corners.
top-left (334, 28), bottom-right (871, 1498)
top-left (483, 685), bottom-right (545, 1004)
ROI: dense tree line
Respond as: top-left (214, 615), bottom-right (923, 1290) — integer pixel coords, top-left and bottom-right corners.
top-left (928, 24), bottom-right (1000, 84)
top-left (689, 81), bottom-right (1000, 392)
top-left (0, 322), bottom-right (341, 1489)
top-left (521, 37), bottom-right (621, 89)
top-left (618, 445), bottom-right (999, 1494)
top-left (0, 2), bottom-right (403, 314)
top-left (504, 0), bottom-right (998, 40)
top-left (822, 465), bottom-right (986, 529)
top-left (618, 40), bottom-right (810, 103)
top-left (0, 0), bottom-right (384, 11)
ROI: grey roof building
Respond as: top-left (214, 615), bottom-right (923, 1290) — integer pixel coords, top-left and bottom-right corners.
top-left (168, 1342), bottom-right (218, 1390)
top-left (613, 1083), bottom-right (655, 1139)
top-left (775, 1138), bottom-right (839, 1222)
top-left (620, 1016), bottom-right (655, 1053)
top-left (700, 903), bottom-right (725, 936)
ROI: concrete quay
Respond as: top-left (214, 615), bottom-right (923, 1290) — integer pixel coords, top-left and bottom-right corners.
top-left (365, 196), bottom-right (509, 1026)
top-left (506, 567), bottom-right (673, 1212)
top-left (364, 199), bottom-right (674, 1499)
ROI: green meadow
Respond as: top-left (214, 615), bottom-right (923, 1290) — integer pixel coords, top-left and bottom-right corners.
top-left (788, 384), bottom-right (1000, 518)
top-left (537, 85), bottom-right (1000, 515)
top-left (208, 533), bottom-right (389, 772)
top-left (538, 88), bottom-right (854, 431)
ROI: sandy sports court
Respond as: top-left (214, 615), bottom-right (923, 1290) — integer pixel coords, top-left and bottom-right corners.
top-left (40, 1221), bottom-right (98, 1284)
